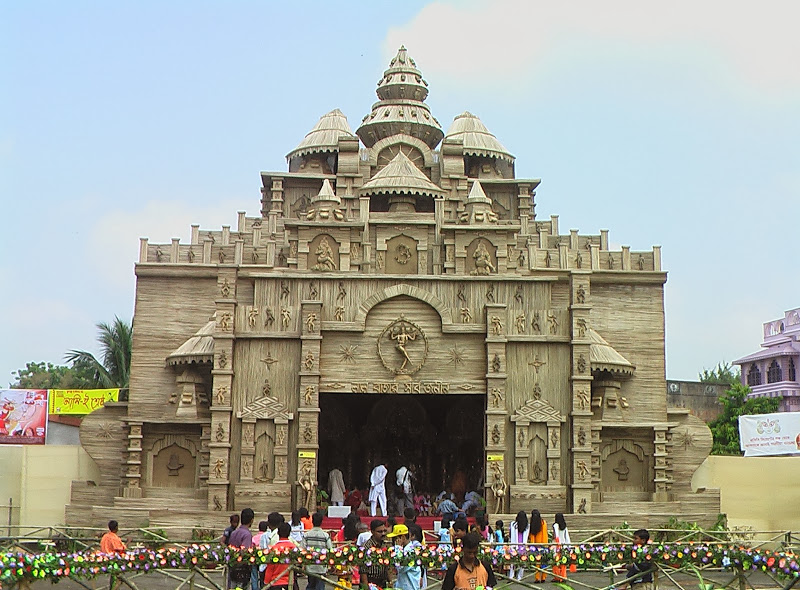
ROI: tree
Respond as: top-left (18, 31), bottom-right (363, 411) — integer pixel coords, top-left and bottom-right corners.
top-left (10, 360), bottom-right (96, 389)
top-left (64, 317), bottom-right (133, 389)
top-left (708, 382), bottom-right (780, 455)
top-left (699, 361), bottom-right (740, 386)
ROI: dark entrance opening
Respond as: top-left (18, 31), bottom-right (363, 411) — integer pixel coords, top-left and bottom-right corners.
top-left (318, 393), bottom-right (485, 505)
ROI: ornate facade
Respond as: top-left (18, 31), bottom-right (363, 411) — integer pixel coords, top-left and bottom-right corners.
top-left (68, 47), bottom-right (718, 526)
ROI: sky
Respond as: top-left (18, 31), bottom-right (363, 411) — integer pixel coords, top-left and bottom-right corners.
top-left (2, 0), bottom-right (799, 385)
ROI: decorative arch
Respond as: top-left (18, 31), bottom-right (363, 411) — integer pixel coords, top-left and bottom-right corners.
top-left (600, 439), bottom-right (645, 462)
top-left (354, 284), bottom-right (453, 330)
top-left (369, 136), bottom-right (436, 169)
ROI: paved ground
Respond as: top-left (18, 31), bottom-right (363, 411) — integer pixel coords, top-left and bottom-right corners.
top-left (21, 568), bottom-right (788, 590)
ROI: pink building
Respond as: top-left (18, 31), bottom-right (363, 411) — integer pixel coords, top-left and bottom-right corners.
top-left (734, 308), bottom-right (800, 413)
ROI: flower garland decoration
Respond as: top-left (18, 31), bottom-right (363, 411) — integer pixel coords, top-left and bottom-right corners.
top-left (0, 542), bottom-right (797, 586)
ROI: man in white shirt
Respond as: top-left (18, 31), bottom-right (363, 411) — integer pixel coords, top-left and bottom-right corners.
top-left (369, 463), bottom-right (388, 516)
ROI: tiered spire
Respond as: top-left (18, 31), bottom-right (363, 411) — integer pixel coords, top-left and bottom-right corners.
top-left (356, 46), bottom-right (443, 149)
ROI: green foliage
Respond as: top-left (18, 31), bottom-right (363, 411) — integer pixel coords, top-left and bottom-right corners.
top-left (708, 382), bottom-right (780, 455)
top-left (699, 362), bottom-right (740, 386)
top-left (710, 513), bottom-right (728, 531)
top-left (64, 317), bottom-right (132, 389)
top-left (653, 516), bottom-right (704, 542)
top-left (141, 528), bottom-right (168, 549)
top-left (10, 360), bottom-right (96, 389)
top-left (191, 527), bottom-right (218, 542)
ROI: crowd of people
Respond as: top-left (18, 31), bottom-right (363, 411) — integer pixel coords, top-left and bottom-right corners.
top-left (97, 510), bottom-right (655, 590)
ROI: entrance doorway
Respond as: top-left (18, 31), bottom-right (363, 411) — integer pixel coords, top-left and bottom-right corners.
top-left (318, 393), bottom-right (484, 505)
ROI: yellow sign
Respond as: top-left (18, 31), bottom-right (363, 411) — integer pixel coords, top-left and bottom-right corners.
top-left (298, 451), bottom-right (316, 458)
top-left (48, 389), bottom-right (119, 415)
top-left (487, 454), bottom-right (504, 462)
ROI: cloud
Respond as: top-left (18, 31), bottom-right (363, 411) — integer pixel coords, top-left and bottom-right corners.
top-left (385, 0), bottom-right (800, 100)
top-left (88, 198), bottom-right (251, 290)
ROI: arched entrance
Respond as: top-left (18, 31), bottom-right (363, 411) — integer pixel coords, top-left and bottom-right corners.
top-left (318, 392), bottom-right (484, 510)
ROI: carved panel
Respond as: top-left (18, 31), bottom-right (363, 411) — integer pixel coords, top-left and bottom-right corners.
top-left (465, 238), bottom-right (497, 275)
top-left (308, 234), bottom-right (339, 271)
top-left (385, 235), bottom-right (419, 274)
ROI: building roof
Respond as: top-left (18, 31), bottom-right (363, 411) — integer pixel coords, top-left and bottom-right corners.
top-left (286, 109), bottom-right (355, 160)
top-left (444, 112), bottom-right (514, 162)
top-left (589, 329), bottom-right (636, 376)
top-left (359, 151), bottom-right (444, 198)
top-left (733, 340), bottom-right (800, 364)
top-left (166, 320), bottom-right (215, 366)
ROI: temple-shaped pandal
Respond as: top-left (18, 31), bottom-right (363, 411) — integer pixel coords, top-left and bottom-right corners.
top-left (67, 47), bottom-right (719, 529)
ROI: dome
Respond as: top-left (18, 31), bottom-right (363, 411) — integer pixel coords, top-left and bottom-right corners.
top-left (286, 109), bottom-right (356, 160)
top-left (444, 112), bottom-right (514, 162)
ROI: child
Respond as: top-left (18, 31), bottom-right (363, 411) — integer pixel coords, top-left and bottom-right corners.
top-left (552, 513), bottom-right (572, 582)
top-left (493, 520), bottom-right (505, 550)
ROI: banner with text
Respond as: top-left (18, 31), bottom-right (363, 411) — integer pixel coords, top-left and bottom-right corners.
top-left (0, 389), bottom-right (48, 444)
top-left (739, 411), bottom-right (800, 456)
top-left (48, 389), bottom-right (119, 415)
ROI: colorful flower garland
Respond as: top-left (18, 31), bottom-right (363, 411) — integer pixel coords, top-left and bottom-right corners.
top-left (0, 542), bottom-right (797, 586)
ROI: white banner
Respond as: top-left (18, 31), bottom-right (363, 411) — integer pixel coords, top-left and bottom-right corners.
top-left (739, 412), bottom-right (800, 456)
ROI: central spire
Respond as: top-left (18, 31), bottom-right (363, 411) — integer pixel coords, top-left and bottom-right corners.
top-left (356, 46), bottom-right (444, 149)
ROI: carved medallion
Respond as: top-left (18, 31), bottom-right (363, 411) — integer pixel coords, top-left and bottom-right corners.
top-left (377, 315), bottom-right (428, 376)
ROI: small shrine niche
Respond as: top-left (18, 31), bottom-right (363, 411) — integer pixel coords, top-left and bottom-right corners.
top-left (149, 437), bottom-right (198, 488)
top-left (237, 396), bottom-right (294, 485)
top-left (254, 429), bottom-right (275, 482)
top-left (385, 234), bottom-right (419, 274)
top-left (465, 238), bottom-right (498, 276)
top-left (308, 234), bottom-right (339, 271)
top-left (511, 397), bottom-right (565, 485)
top-left (600, 437), bottom-right (652, 494)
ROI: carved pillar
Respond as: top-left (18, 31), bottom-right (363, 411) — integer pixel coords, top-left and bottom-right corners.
top-left (122, 421), bottom-right (143, 498)
top-left (653, 427), bottom-right (670, 501)
top-left (546, 421), bottom-right (561, 485)
top-left (485, 303), bottom-right (508, 508)
top-left (297, 299), bottom-right (322, 509)
top-left (199, 423), bottom-right (210, 490)
top-left (570, 274), bottom-right (594, 512)
top-left (208, 270), bottom-right (237, 511)
top-left (269, 178), bottom-right (284, 238)
top-left (274, 420), bottom-right (290, 484)
top-left (240, 420), bottom-right (255, 482)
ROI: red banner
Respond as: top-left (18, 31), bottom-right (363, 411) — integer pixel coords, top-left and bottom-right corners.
top-left (0, 389), bottom-right (48, 444)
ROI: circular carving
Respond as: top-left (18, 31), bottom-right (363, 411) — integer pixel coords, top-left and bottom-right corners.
top-left (377, 315), bottom-right (428, 375)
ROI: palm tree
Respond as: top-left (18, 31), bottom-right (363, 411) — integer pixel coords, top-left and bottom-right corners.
top-left (65, 317), bottom-right (133, 389)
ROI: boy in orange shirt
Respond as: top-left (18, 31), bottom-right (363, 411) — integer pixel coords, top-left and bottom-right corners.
top-left (100, 520), bottom-right (126, 555)
top-left (263, 522), bottom-right (296, 590)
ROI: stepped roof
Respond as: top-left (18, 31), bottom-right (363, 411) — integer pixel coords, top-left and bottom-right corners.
top-left (444, 112), bottom-right (514, 162)
top-left (359, 151), bottom-right (443, 198)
